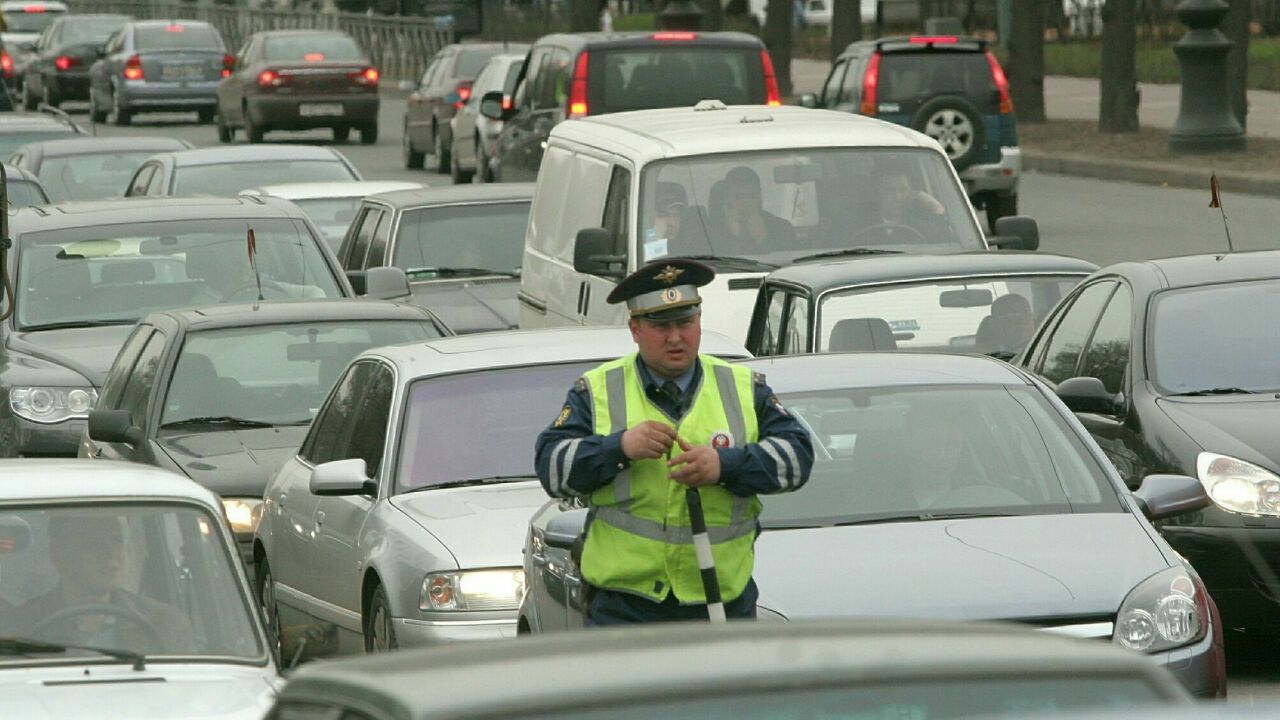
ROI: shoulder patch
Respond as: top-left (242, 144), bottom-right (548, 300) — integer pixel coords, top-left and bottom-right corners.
top-left (574, 377), bottom-right (589, 394)
top-left (769, 394), bottom-right (789, 416)
top-left (753, 371), bottom-right (766, 387)
top-left (554, 405), bottom-right (572, 428)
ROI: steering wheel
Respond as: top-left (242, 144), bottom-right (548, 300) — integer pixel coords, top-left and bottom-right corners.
top-left (28, 603), bottom-right (163, 649)
top-left (222, 279), bottom-right (292, 302)
top-left (926, 484), bottom-right (1028, 510)
top-left (851, 221), bottom-right (927, 244)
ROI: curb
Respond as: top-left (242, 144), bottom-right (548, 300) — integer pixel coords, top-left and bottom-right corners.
top-left (1023, 150), bottom-right (1280, 199)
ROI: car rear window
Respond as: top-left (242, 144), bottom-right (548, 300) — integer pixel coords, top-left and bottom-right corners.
top-left (134, 24), bottom-right (223, 51)
top-left (454, 47), bottom-right (500, 79)
top-left (589, 45), bottom-right (766, 114)
top-left (877, 52), bottom-right (995, 106)
top-left (174, 160), bottom-right (358, 196)
top-left (4, 7), bottom-right (63, 33)
top-left (264, 34), bottom-right (363, 62)
top-left (58, 17), bottom-right (126, 46)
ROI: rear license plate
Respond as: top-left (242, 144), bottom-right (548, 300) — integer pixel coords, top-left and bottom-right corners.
top-left (299, 103), bottom-right (344, 117)
top-left (160, 64), bottom-right (203, 81)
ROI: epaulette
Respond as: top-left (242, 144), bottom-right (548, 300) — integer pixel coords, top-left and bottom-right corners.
top-left (574, 377), bottom-right (589, 393)
top-left (752, 371), bottom-right (766, 387)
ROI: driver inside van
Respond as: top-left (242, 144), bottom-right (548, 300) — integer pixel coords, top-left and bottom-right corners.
top-left (712, 166), bottom-right (796, 250)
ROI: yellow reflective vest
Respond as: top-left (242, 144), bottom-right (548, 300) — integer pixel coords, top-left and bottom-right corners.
top-left (580, 353), bottom-right (759, 604)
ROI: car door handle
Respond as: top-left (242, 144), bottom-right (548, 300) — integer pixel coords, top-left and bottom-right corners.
top-left (315, 510), bottom-right (325, 527)
top-left (277, 493), bottom-right (286, 512)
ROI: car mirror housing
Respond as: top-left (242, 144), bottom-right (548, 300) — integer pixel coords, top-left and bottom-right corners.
top-left (1055, 376), bottom-right (1120, 415)
top-left (573, 227), bottom-right (625, 279)
top-left (988, 216), bottom-right (1040, 251)
top-left (545, 509), bottom-right (589, 551)
top-left (479, 90), bottom-right (507, 120)
top-left (798, 93), bottom-right (819, 109)
top-left (345, 269), bottom-right (367, 295)
top-left (87, 409), bottom-right (143, 446)
top-left (364, 266), bottom-right (411, 300)
top-left (310, 459), bottom-right (375, 497)
top-left (1133, 474), bottom-right (1210, 520)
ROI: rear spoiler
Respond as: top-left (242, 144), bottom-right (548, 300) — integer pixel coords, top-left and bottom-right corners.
top-left (875, 35), bottom-right (986, 52)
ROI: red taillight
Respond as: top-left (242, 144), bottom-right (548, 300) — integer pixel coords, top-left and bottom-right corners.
top-left (54, 55), bottom-right (79, 72)
top-left (985, 50), bottom-right (1013, 115)
top-left (760, 49), bottom-right (780, 107)
top-left (257, 69), bottom-right (279, 87)
top-left (501, 95), bottom-right (513, 111)
top-left (221, 53), bottom-right (234, 78)
top-left (453, 80), bottom-right (472, 109)
top-left (652, 31), bottom-right (697, 41)
top-left (909, 35), bottom-right (958, 44)
top-left (123, 54), bottom-right (143, 80)
top-left (303, 52), bottom-right (325, 62)
top-left (860, 52), bottom-right (880, 116)
top-left (568, 51), bottom-right (589, 118)
top-left (349, 66), bottom-right (378, 87)
top-left (1, 51), bottom-right (12, 80)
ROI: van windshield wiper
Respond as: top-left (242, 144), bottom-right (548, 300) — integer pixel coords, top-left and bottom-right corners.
top-left (673, 255), bottom-right (778, 271)
top-left (1169, 387), bottom-right (1257, 397)
top-left (403, 476), bottom-right (532, 494)
top-left (405, 266), bottom-right (520, 278)
top-left (160, 416), bottom-right (275, 430)
top-left (20, 319), bottom-right (135, 332)
top-left (0, 636), bottom-right (146, 670)
top-left (831, 511), bottom-right (1022, 527)
top-left (795, 248), bottom-right (903, 263)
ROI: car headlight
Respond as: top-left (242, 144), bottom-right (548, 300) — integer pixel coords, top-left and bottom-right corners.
top-left (1113, 566), bottom-right (1207, 653)
top-left (419, 568), bottom-right (525, 612)
top-left (1197, 452), bottom-right (1280, 516)
top-left (9, 386), bottom-right (98, 424)
top-left (222, 498), bottom-right (264, 536)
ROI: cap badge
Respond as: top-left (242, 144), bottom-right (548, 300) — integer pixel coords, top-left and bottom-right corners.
top-left (710, 431), bottom-right (734, 449)
top-left (662, 287), bottom-right (682, 303)
top-left (654, 265), bottom-right (684, 285)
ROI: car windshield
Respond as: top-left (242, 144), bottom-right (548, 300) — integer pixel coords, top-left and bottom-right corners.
top-left (0, 129), bottom-right (78, 159)
top-left (814, 275), bottom-right (1084, 355)
top-left (38, 151), bottom-right (163, 202)
top-left (263, 34), bottom-right (363, 62)
top-left (58, 18), bottom-right (125, 46)
top-left (592, 46), bottom-right (767, 113)
top-left (759, 384), bottom-right (1120, 528)
top-left (396, 362), bottom-right (596, 491)
top-left (6, 179), bottom-right (47, 207)
top-left (0, 503), bottom-right (265, 663)
top-left (134, 24), bottom-right (223, 51)
top-left (5, 9), bottom-right (62, 33)
top-left (290, 197), bottom-right (361, 252)
top-left (174, 160), bottom-right (358, 196)
top-left (638, 148), bottom-right (983, 268)
top-left (1151, 278), bottom-right (1280, 395)
top-left (161, 321), bottom-right (440, 428)
top-left (14, 218), bottom-right (343, 330)
top-left (393, 201), bottom-right (529, 276)
top-left (455, 47), bottom-right (500, 78)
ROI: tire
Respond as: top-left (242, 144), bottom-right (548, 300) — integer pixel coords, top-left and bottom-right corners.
top-left (911, 95), bottom-right (985, 171)
top-left (216, 113), bottom-right (233, 143)
top-left (21, 79), bottom-right (36, 110)
top-left (42, 83), bottom-right (58, 110)
top-left (255, 556), bottom-right (283, 663)
top-left (333, 126), bottom-right (350, 143)
top-left (359, 123), bottom-right (377, 145)
top-left (450, 151), bottom-right (473, 184)
top-left (197, 107), bottom-right (215, 124)
top-left (108, 87), bottom-right (131, 126)
top-left (985, 192), bottom-right (1018, 230)
top-left (475, 137), bottom-right (489, 183)
top-left (433, 125), bottom-right (450, 174)
top-left (363, 584), bottom-right (397, 653)
top-left (244, 107), bottom-right (264, 143)
top-left (88, 88), bottom-right (107, 123)
top-left (403, 124), bottom-right (424, 169)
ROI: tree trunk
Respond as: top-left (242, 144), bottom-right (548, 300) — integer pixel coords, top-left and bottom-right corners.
top-left (763, 0), bottom-right (793, 96)
top-left (696, 0), bottom-right (724, 30)
top-left (1007, 0), bottom-right (1047, 123)
top-left (1099, 0), bottom-right (1138, 132)
top-left (1225, 0), bottom-right (1250, 130)
top-left (829, 0), bottom-right (861, 61)
top-left (570, 0), bottom-right (598, 31)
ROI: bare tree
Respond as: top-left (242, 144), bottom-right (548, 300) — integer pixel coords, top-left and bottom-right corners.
top-left (1225, 0), bottom-right (1250, 130)
top-left (829, 0), bottom-right (862, 61)
top-left (696, 0), bottom-right (724, 31)
top-left (763, 0), bottom-right (793, 96)
top-left (1099, 0), bottom-right (1139, 132)
top-left (570, 0), bottom-right (598, 31)
top-left (1007, 0), bottom-right (1047, 123)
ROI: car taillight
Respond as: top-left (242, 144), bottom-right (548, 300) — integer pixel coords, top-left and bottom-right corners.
top-left (221, 54), bottom-right (234, 78)
top-left (349, 66), bottom-right (378, 87)
top-left (860, 51), bottom-right (880, 116)
top-left (760, 49), bottom-right (781, 107)
top-left (453, 79), bottom-right (472, 109)
top-left (123, 54), bottom-right (143, 80)
top-left (304, 52), bottom-right (325, 62)
top-left (258, 69), bottom-right (283, 87)
top-left (568, 51), bottom-right (589, 118)
top-left (54, 55), bottom-right (79, 72)
top-left (1, 51), bottom-right (12, 80)
top-left (985, 50), bottom-right (1014, 115)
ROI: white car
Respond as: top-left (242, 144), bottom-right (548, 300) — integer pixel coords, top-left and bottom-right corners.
top-left (448, 52), bottom-right (526, 185)
top-left (0, 460), bottom-right (281, 719)
top-left (240, 180), bottom-right (424, 252)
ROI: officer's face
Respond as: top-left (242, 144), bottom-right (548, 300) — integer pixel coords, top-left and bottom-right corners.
top-left (630, 312), bottom-right (701, 379)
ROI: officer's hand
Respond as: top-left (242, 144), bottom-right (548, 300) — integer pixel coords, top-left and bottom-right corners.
top-left (621, 421), bottom-right (678, 460)
top-left (668, 436), bottom-right (721, 487)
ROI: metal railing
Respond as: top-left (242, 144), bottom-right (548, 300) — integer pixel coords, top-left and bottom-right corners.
top-left (70, 1), bottom-right (454, 81)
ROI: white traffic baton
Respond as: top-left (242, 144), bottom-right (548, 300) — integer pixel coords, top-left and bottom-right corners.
top-left (685, 487), bottom-right (727, 623)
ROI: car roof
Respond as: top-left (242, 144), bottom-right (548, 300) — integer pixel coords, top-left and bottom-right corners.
top-left (450, 41), bottom-right (529, 53)
top-left (366, 182), bottom-right (535, 208)
top-left (145, 299), bottom-right (436, 331)
top-left (0, 459), bottom-right (223, 508)
top-left (276, 620), bottom-right (1189, 719)
top-left (558, 104), bottom-right (939, 163)
top-left (12, 195), bottom-right (305, 233)
top-left (1117, 249), bottom-right (1280, 289)
top-left (766, 251), bottom-right (1098, 294)
top-left (536, 30), bottom-right (763, 49)
top-left (742, 351), bottom-right (1031, 392)
top-left (244, 181), bottom-right (424, 201)
top-left (364, 326), bottom-right (749, 377)
top-left (163, 144), bottom-right (348, 167)
top-left (13, 135), bottom-right (191, 158)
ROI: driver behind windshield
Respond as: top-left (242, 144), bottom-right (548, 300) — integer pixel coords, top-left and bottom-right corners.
top-left (905, 406), bottom-right (981, 509)
top-left (870, 163), bottom-right (947, 242)
top-left (712, 166), bottom-right (796, 249)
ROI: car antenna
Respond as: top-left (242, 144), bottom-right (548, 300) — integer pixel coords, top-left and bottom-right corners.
top-left (1208, 172), bottom-right (1234, 259)
top-left (247, 225), bottom-right (264, 302)
top-left (0, 164), bottom-right (11, 322)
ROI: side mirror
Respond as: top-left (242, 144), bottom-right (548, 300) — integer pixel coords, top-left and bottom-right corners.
top-left (364, 266), bottom-right (411, 300)
top-left (87, 409), bottom-right (144, 446)
top-left (1133, 474), bottom-right (1210, 520)
top-left (346, 269), bottom-right (367, 295)
top-left (1055, 376), bottom-right (1121, 415)
top-left (987, 216), bottom-right (1040, 251)
top-left (310, 459), bottom-right (375, 497)
top-left (544, 509), bottom-right (589, 551)
top-left (798, 93), bottom-right (819, 109)
top-left (479, 90), bottom-right (507, 120)
top-left (572, 227), bottom-right (625, 279)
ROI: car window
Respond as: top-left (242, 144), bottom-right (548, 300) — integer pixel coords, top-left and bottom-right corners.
top-left (531, 49), bottom-right (558, 111)
top-left (345, 208), bottom-right (382, 271)
top-left (521, 47), bottom-right (548, 109)
top-left (98, 327), bottom-right (153, 411)
top-left (117, 330), bottom-right (167, 428)
top-left (456, 47), bottom-right (500, 79)
top-left (127, 165), bottom-right (155, 197)
top-left (365, 210), bottom-right (392, 267)
top-left (57, 17), bottom-right (125, 46)
top-left (39, 151), bottom-right (169, 203)
top-left (822, 59), bottom-right (846, 106)
top-left (1079, 284), bottom-right (1132, 396)
top-left (1036, 281), bottom-right (1115, 385)
top-left (757, 288), bottom-right (786, 356)
top-left (291, 197), bottom-right (360, 253)
top-left (391, 201), bottom-right (529, 276)
top-left (781, 294), bottom-right (810, 354)
top-left (347, 363), bottom-right (394, 477)
top-left (878, 51), bottom-right (997, 108)
top-left (841, 55), bottom-right (862, 102)
top-left (145, 167), bottom-right (167, 196)
top-left (305, 361), bottom-right (377, 467)
top-left (602, 165), bottom-right (631, 257)
top-left (4, 7), bottom-right (63, 34)
top-left (134, 23), bottom-right (224, 51)
top-left (263, 33), bottom-right (363, 62)
top-left (591, 45), bottom-right (767, 113)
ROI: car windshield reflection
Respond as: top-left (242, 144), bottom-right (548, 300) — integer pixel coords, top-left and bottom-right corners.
top-left (173, 161), bottom-right (358, 196)
top-left (1151, 278), bottom-right (1280, 395)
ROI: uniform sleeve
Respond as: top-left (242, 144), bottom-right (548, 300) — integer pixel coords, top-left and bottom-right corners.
top-left (715, 374), bottom-right (814, 497)
top-left (534, 378), bottom-right (631, 499)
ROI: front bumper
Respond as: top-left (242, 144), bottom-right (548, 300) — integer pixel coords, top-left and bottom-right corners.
top-left (120, 79), bottom-right (219, 109)
top-left (247, 94), bottom-right (379, 130)
top-left (960, 146), bottom-right (1021, 196)
top-left (1150, 602), bottom-right (1227, 699)
top-left (393, 616), bottom-right (517, 646)
top-left (1, 415), bottom-right (85, 457)
top-left (1162, 524), bottom-right (1280, 630)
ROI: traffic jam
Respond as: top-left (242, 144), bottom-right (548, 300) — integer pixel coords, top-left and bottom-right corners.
top-left (0, 1), bottom-right (1276, 718)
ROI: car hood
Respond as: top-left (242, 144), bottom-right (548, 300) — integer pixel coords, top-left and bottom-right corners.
top-left (407, 277), bottom-right (519, 334)
top-left (0, 663), bottom-right (278, 719)
top-left (389, 480), bottom-right (545, 568)
top-left (157, 427), bottom-right (308, 497)
top-left (754, 513), bottom-right (1167, 622)
top-left (8, 325), bottom-right (136, 386)
top-left (1157, 395), bottom-right (1280, 473)
top-left (698, 272), bottom-right (764, 341)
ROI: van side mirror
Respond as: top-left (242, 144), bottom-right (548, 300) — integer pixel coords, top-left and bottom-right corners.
top-left (798, 93), bottom-right (819, 109)
top-left (1056, 376), bottom-right (1120, 415)
top-left (480, 90), bottom-right (510, 120)
top-left (573, 227), bottom-right (625, 279)
top-left (987, 216), bottom-right (1040, 251)
top-left (310, 459), bottom-right (376, 497)
top-left (364, 266), bottom-right (411, 300)
top-left (88, 409), bottom-right (144, 446)
top-left (1132, 474), bottom-right (1210, 520)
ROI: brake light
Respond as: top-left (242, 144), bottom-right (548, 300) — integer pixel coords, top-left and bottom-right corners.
top-left (652, 31), bottom-right (697, 41)
top-left (0, 51), bottom-right (12, 80)
top-left (453, 79), bottom-right (472, 109)
top-left (860, 51), bottom-right (880, 116)
top-left (303, 52), bottom-right (325, 62)
top-left (349, 66), bottom-right (378, 87)
top-left (164, 24), bottom-right (185, 33)
top-left (221, 53), bottom-right (234, 78)
top-left (23, 5), bottom-right (44, 11)
top-left (760, 49), bottom-right (780, 107)
top-left (909, 35), bottom-right (958, 44)
top-left (568, 51), bottom-right (589, 118)
top-left (123, 54), bottom-right (143, 80)
top-left (54, 55), bottom-right (79, 72)
top-left (258, 69), bottom-right (280, 87)
top-left (985, 50), bottom-right (1013, 115)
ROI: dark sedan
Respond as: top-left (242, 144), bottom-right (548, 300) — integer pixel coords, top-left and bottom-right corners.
top-left (521, 352), bottom-right (1227, 698)
top-left (216, 30), bottom-right (379, 145)
top-left (9, 135), bottom-right (191, 201)
top-left (88, 19), bottom-right (229, 126)
top-left (0, 110), bottom-right (82, 158)
top-left (336, 183), bottom-right (533, 333)
top-left (1016, 249), bottom-right (1280, 631)
top-left (82, 299), bottom-right (448, 564)
top-left (20, 13), bottom-right (129, 109)
top-left (404, 42), bottom-right (515, 174)
top-left (124, 144), bottom-right (361, 197)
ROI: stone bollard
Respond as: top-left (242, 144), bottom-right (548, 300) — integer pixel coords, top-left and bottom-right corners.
top-left (1168, 0), bottom-right (1246, 152)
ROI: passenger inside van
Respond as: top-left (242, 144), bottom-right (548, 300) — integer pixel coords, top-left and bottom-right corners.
top-left (710, 165), bottom-right (796, 250)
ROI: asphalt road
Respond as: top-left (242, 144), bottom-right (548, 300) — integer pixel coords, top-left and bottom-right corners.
top-left (59, 93), bottom-right (1280, 702)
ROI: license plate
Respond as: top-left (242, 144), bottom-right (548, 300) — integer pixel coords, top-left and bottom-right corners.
top-left (299, 103), bottom-right (344, 117)
top-left (160, 64), bottom-right (203, 81)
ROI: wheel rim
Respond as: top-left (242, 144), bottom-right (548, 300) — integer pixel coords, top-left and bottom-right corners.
top-left (924, 109), bottom-right (974, 158)
top-left (259, 565), bottom-right (281, 657)
top-left (369, 598), bottom-right (394, 652)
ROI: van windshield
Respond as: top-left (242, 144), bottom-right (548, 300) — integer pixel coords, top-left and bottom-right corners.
top-left (637, 148), bottom-right (983, 267)
top-left (590, 46), bottom-right (767, 113)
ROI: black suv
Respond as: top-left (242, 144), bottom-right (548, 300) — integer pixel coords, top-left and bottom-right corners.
top-left (801, 35), bottom-right (1020, 228)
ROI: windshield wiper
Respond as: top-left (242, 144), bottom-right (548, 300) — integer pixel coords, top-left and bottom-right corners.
top-left (405, 266), bottom-right (520, 278)
top-left (160, 416), bottom-right (275, 430)
top-left (1169, 387), bottom-right (1257, 397)
top-left (831, 511), bottom-right (1022, 527)
top-left (20, 319), bottom-right (135, 332)
top-left (0, 636), bottom-right (145, 670)
top-left (672, 254), bottom-right (779, 271)
top-left (405, 476), bottom-right (532, 493)
top-left (795, 248), bottom-right (903, 263)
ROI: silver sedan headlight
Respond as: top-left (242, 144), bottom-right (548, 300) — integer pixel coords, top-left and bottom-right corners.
top-left (419, 569), bottom-right (525, 612)
top-left (9, 386), bottom-right (97, 424)
top-left (1197, 452), bottom-right (1280, 515)
top-left (1113, 566), bottom-right (1207, 653)
top-left (222, 498), bottom-right (264, 536)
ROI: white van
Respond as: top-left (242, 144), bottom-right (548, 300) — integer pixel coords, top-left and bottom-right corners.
top-left (514, 101), bottom-right (1037, 340)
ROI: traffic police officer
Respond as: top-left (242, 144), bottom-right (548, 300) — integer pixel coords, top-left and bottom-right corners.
top-left (535, 259), bottom-right (813, 624)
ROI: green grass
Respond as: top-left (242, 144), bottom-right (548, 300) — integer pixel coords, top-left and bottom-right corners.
top-left (1044, 38), bottom-right (1280, 91)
